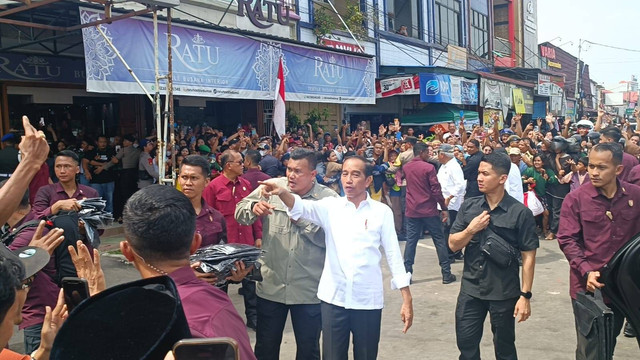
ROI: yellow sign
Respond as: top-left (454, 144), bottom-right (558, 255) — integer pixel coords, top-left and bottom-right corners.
top-left (512, 88), bottom-right (526, 114)
top-left (548, 60), bottom-right (562, 69)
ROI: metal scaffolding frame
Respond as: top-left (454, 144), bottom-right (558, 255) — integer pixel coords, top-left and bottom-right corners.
top-left (0, 0), bottom-right (176, 185)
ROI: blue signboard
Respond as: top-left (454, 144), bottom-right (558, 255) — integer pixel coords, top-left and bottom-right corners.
top-left (80, 8), bottom-right (375, 104)
top-left (419, 73), bottom-right (478, 105)
top-left (0, 52), bottom-right (85, 84)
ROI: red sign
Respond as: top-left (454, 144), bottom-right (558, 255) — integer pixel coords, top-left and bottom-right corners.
top-left (540, 45), bottom-right (556, 59)
top-left (321, 39), bottom-right (364, 53)
top-left (376, 75), bottom-right (419, 98)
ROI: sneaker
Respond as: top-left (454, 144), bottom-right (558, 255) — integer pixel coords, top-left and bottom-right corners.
top-left (442, 274), bottom-right (457, 284)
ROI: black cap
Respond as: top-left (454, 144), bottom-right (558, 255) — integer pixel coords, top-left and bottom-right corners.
top-left (51, 276), bottom-right (191, 360)
top-left (0, 245), bottom-right (49, 281)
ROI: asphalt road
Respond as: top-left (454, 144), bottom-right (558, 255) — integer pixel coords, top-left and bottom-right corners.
top-left (8, 237), bottom-right (639, 359)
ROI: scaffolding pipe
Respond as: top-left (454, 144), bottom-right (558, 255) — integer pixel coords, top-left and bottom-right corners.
top-left (166, 8), bottom-right (176, 185)
top-left (153, 8), bottom-right (165, 186)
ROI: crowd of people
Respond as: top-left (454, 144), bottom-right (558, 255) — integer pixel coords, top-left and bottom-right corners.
top-left (0, 107), bottom-right (639, 359)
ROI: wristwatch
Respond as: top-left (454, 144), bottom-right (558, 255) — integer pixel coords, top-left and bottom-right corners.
top-left (520, 291), bottom-right (532, 299)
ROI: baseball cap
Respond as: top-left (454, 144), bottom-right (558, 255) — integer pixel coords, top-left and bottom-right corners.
top-left (443, 133), bottom-right (451, 141)
top-left (0, 245), bottom-right (49, 280)
top-left (438, 144), bottom-right (455, 157)
top-left (139, 139), bottom-right (153, 148)
top-left (576, 119), bottom-right (594, 128)
top-left (198, 144), bottom-right (211, 153)
top-left (1, 133), bottom-right (16, 142)
top-left (258, 143), bottom-right (270, 151)
top-left (500, 128), bottom-right (515, 135)
top-left (508, 147), bottom-right (521, 156)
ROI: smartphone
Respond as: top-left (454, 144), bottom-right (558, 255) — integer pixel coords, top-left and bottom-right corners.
top-left (62, 277), bottom-right (89, 312)
top-left (459, 110), bottom-right (465, 119)
top-left (173, 338), bottom-right (239, 360)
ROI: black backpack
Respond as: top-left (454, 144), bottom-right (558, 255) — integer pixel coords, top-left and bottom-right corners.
top-left (2, 212), bottom-right (82, 286)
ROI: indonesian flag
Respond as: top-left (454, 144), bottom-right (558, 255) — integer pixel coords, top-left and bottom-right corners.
top-left (273, 57), bottom-right (286, 139)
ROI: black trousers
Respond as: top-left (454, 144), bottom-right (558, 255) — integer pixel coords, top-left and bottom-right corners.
top-left (221, 279), bottom-right (257, 324)
top-left (254, 296), bottom-right (321, 360)
top-left (321, 301), bottom-right (382, 360)
top-left (571, 299), bottom-right (625, 359)
top-left (455, 292), bottom-right (519, 360)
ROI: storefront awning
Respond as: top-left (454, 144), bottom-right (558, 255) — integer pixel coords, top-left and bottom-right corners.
top-left (401, 104), bottom-right (479, 126)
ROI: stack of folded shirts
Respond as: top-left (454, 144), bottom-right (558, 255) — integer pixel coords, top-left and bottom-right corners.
top-left (190, 243), bottom-right (264, 286)
top-left (77, 198), bottom-right (114, 248)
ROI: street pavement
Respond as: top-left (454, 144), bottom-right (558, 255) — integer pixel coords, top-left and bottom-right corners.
top-left (8, 235), bottom-right (639, 359)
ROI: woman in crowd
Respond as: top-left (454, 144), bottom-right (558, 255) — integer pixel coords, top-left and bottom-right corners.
top-left (521, 154), bottom-right (558, 240)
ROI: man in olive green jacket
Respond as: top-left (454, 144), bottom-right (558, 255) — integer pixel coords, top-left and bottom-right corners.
top-left (235, 148), bottom-right (336, 360)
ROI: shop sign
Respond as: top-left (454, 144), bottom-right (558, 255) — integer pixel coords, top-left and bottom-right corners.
top-left (447, 45), bottom-right (467, 70)
top-left (0, 52), bottom-right (85, 84)
top-left (236, 0), bottom-right (291, 29)
top-left (547, 60), bottom-right (561, 69)
top-left (540, 45), bottom-right (556, 59)
top-left (376, 75), bottom-right (419, 98)
top-left (419, 73), bottom-right (477, 105)
top-left (321, 39), bottom-right (364, 53)
top-left (79, 8), bottom-right (375, 104)
top-left (537, 73), bottom-right (565, 96)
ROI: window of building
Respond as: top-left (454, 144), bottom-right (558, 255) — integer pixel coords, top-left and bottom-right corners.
top-left (386, 0), bottom-right (421, 39)
top-left (434, 0), bottom-right (462, 46)
top-left (471, 10), bottom-right (489, 58)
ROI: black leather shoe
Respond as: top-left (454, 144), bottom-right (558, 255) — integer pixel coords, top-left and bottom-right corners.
top-left (442, 274), bottom-right (457, 284)
top-left (624, 321), bottom-right (636, 337)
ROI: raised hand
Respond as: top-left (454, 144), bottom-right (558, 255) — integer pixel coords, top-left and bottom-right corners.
top-left (68, 240), bottom-right (106, 296)
top-left (29, 221), bottom-right (64, 255)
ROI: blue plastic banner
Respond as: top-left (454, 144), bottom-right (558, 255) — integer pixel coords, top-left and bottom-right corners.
top-left (80, 8), bottom-right (375, 104)
top-left (419, 73), bottom-right (478, 105)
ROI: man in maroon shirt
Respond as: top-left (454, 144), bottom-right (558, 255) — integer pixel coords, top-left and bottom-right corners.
top-left (599, 126), bottom-right (638, 182)
top-left (402, 142), bottom-right (454, 284)
top-left (117, 185), bottom-right (256, 360)
top-left (557, 142), bottom-right (640, 357)
top-left (203, 150), bottom-right (260, 330)
top-left (12, 149), bottom-right (97, 353)
top-left (242, 149), bottom-right (271, 191)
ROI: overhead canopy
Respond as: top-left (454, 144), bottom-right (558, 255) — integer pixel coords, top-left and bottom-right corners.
top-left (401, 104), bottom-right (479, 126)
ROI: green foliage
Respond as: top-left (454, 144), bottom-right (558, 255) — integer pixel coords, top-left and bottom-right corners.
top-left (313, 6), bottom-right (335, 43)
top-left (286, 108), bottom-right (301, 132)
top-left (306, 107), bottom-right (330, 133)
top-left (344, 0), bottom-right (367, 40)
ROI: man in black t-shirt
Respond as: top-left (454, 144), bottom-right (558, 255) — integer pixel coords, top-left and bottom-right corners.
top-left (82, 134), bottom-right (116, 213)
top-left (449, 152), bottom-right (538, 360)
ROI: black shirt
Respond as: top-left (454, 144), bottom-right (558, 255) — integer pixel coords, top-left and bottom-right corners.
top-left (462, 152), bottom-right (483, 198)
top-left (451, 192), bottom-right (538, 301)
top-left (0, 147), bottom-right (19, 175)
top-left (85, 147), bottom-right (116, 184)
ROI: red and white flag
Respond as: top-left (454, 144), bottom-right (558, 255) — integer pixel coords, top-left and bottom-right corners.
top-left (273, 57), bottom-right (286, 139)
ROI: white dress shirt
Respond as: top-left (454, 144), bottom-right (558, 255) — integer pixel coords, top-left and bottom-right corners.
top-left (288, 194), bottom-right (411, 310)
top-left (437, 159), bottom-right (466, 211)
top-left (507, 163), bottom-right (524, 203)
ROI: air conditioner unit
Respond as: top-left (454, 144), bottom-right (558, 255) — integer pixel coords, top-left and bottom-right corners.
top-left (135, 0), bottom-right (180, 8)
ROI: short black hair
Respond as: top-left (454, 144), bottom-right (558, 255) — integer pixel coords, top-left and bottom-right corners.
top-left (0, 256), bottom-right (23, 324)
top-left (55, 149), bottom-right (80, 164)
top-left (123, 185), bottom-right (196, 262)
top-left (403, 136), bottom-right (418, 145)
top-left (591, 142), bottom-right (623, 166)
top-left (577, 156), bottom-right (589, 167)
top-left (97, 134), bottom-right (108, 141)
top-left (180, 155), bottom-right (210, 178)
top-left (343, 155), bottom-right (373, 177)
top-left (481, 152), bottom-right (511, 176)
top-left (413, 142), bottom-right (428, 156)
top-left (245, 150), bottom-right (261, 166)
top-left (219, 150), bottom-right (238, 168)
top-left (290, 148), bottom-right (318, 170)
top-left (600, 126), bottom-right (622, 143)
top-left (468, 139), bottom-right (480, 148)
top-left (0, 179), bottom-right (29, 209)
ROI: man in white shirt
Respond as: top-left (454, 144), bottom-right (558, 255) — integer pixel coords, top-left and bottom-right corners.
top-left (437, 144), bottom-right (466, 260)
top-left (505, 148), bottom-right (524, 203)
top-left (259, 155), bottom-right (413, 360)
